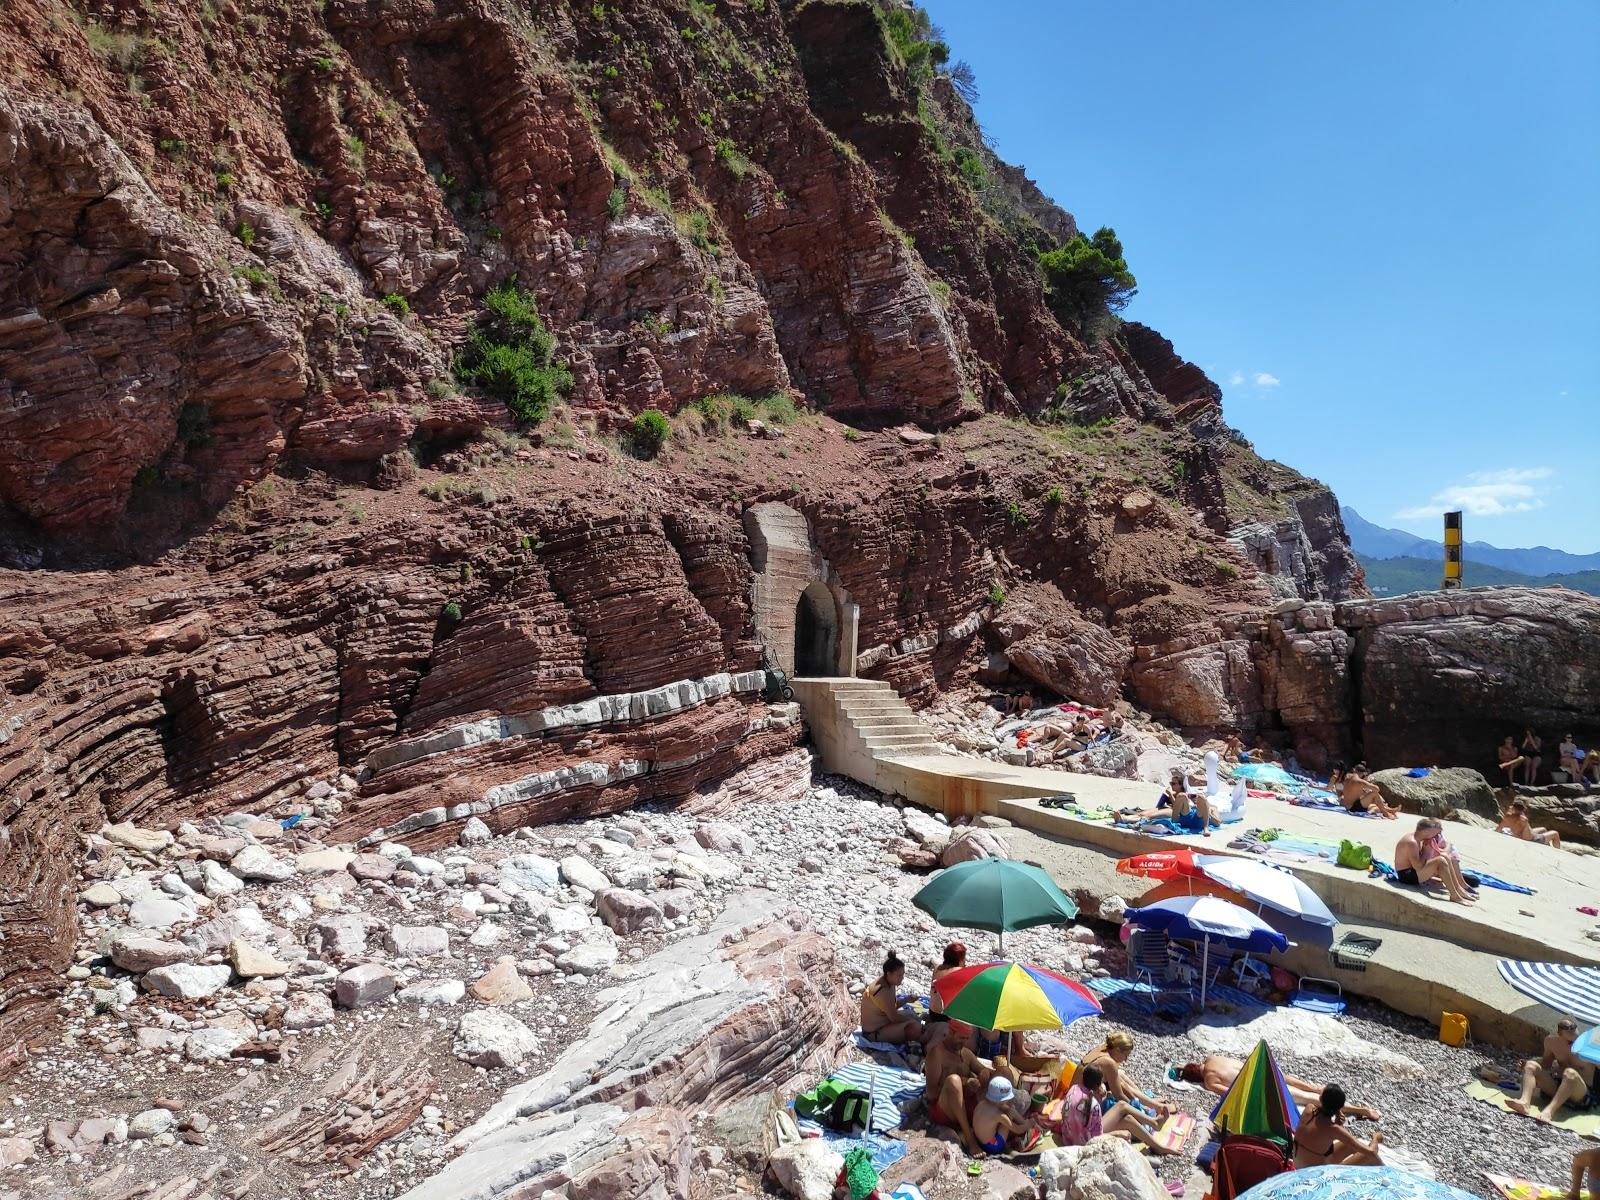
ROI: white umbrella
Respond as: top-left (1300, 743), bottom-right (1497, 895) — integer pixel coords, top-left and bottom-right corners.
top-left (1200, 857), bottom-right (1337, 928)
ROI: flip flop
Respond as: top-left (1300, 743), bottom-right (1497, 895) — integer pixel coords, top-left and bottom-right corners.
top-left (966, 1161), bottom-right (984, 1176)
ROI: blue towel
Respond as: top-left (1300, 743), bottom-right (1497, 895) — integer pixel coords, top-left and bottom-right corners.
top-left (1407, 767), bottom-right (1431, 778)
top-left (1461, 868), bottom-right (1535, 895)
top-left (792, 1124), bottom-right (908, 1173)
top-left (281, 813), bottom-right (304, 829)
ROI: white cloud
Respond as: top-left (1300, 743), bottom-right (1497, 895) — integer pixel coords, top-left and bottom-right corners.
top-left (1227, 371), bottom-right (1245, 387)
top-left (1254, 372), bottom-right (1280, 387)
top-left (1394, 467), bottom-right (1555, 520)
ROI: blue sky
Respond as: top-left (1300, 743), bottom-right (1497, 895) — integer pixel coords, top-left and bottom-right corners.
top-left (923, 0), bottom-right (1600, 553)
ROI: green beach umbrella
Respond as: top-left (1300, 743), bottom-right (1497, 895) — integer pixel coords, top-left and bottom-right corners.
top-left (912, 858), bottom-right (1079, 951)
top-left (1210, 1039), bottom-right (1301, 1139)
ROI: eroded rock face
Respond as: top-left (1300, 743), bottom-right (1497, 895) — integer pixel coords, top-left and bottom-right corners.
top-left (398, 895), bottom-right (850, 1200)
top-left (992, 583), bottom-right (1132, 708)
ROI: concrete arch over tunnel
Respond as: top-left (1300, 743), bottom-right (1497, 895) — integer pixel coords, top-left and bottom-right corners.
top-left (743, 501), bottom-right (858, 677)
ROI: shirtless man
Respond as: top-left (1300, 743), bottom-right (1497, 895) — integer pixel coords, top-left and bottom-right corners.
top-left (1497, 799), bottom-right (1561, 848)
top-left (1395, 818), bottom-right (1476, 904)
top-left (860, 952), bottom-right (924, 1045)
top-left (1221, 733), bottom-right (1244, 763)
top-left (1510, 1018), bottom-right (1600, 1122)
top-left (1341, 767), bottom-right (1400, 819)
top-left (1293, 1085), bottom-right (1383, 1167)
top-left (922, 1014), bottom-right (1016, 1156)
top-left (1497, 736), bottom-right (1525, 788)
top-left (1177, 1055), bottom-right (1380, 1120)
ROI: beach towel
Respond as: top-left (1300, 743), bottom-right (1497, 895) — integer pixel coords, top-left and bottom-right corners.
top-left (1486, 1172), bottom-right (1596, 1200)
top-left (1465, 1080), bottom-right (1600, 1135)
top-left (793, 1125), bottom-right (908, 1173)
top-left (1153, 1111), bottom-right (1197, 1153)
top-left (1163, 1063), bottom-right (1200, 1091)
top-left (1407, 767), bottom-right (1432, 778)
top-left (1287, 793), bottom-right (1347, 811)
top-left (1083, 975), bottom-right (1194, 1017)
top-left (827, 1062), bottom-right (925, 1133)
top-left (852, 1032), bottom-right (917, 1065)
top-left (1461, 868), bottom-right (1535, 896)
top-left (1378, 1144), bottom-right (1435, 1177)
top-left (890, 1184), bottom-right (929, 1200)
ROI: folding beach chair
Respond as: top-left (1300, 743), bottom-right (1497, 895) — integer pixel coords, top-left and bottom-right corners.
top-left (1206, 1134), bottom-right (1293, 1200)
top-left (1128, 928), bottom-right (1199, 1012)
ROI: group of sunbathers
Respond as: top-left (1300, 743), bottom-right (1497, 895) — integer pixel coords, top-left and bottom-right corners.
top-left (1500, 729), bottom-right (1600, 788)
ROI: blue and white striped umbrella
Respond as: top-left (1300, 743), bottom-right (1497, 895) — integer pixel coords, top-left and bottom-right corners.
top-left (1498, 959), bottom-right (1600, 1026)
top-left (1239, 1165), bottom-right (1479, 1200)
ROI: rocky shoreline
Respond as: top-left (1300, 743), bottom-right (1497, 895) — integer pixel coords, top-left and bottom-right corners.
top-left (0, 758), bottom-right (1579, 1200)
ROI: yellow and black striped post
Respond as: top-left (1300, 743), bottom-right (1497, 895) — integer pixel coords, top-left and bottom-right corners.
top-left (1442, 511), bottom-right (1462, 590)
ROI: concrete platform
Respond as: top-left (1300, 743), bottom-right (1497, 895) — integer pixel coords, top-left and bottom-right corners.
top-left (790, 677), bottom-right (1597, 1050)
top-left (985, 782), bottom-right (1598, 1051)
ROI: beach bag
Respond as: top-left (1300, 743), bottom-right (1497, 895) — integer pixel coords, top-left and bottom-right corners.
top-left (794, 1077), bottom-right (849, 1120)
top-left (822, 1087), bottom-right (873, 1134)
top-left (1439, 1011), bottom-right (1471, 1047)
top-left (1335, 840), bottom-right (1372, 871)
top-left (835, 1147), bottom-right (880, 1200)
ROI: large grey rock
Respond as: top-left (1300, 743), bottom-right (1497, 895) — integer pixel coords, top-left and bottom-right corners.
top-left (308, 912), bottom-right (371, 960)
top-left (1039, 1138), bottom-right (1167, 1200)
top-left (1079, 738), bottom-right (1139, 779)
top-left (902, 810), bottom-right (952, 853)
top-left (384, 925), bottom-right (450, 958)
top-left (104, 823), bottom-right (175, 854)
top-left (693, 822), bottom-right (754, 855)
top-left (142, 963), bottom-right (232, 1001)
top-left (454, 1010), bottom-right (540, 1068)
top-left (229, 843), bottom-right (296, 882)
top-left (184, 1027), bottom-right (246, 1063)
top-left (181, 907), bottom-right (272, 954)
top-left (398, 979), bottom-right (467, 1006)
top-left (596, 889), bottom-right (664, 935)
top-left (110, 936), bottom-right (195, 973)
top-left (500, 854), bottom-right (560, 893)
top-left (559, 856), bottom-right (611, 893)
top-left (556, 942), bottom-right (618, 976)
top-left (1370, 766), bottom-right (1498, 820)
top-left (460, 817), bottom-right (493, 846)
top-left (335, 963), bottom-right (396, 1008)
top-left (128, 894), bottom-right (191, 930)
top-left (282, 990), bottom-right (335, 1030)
top-left (939, 826), bottom-right (1010, 866)
top-left (768, 1141), bottom-right (844, 1200)
top-left (127, 1109), bottom-right (175, 1140)
top-left (994, 582), bottom-right (1134, 708)
top-left (199, 859), bottom-right (244, 898)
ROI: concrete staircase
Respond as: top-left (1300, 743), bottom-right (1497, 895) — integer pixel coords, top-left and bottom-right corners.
top-left (788, 677), bottom-right (942, 786)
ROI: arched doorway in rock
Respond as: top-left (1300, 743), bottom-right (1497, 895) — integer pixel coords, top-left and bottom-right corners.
top-left (794, 581), bottom-right (839, 676)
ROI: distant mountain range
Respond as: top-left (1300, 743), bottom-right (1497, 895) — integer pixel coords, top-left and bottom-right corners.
top-left (1342, 507), bottom-right (1600, 597)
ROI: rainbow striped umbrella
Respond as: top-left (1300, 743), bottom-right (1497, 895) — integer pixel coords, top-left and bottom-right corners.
top-left (932, 960), bottom-right (1102, 1032)
top-left (1211, 1039), bottom-right (1301, 1138)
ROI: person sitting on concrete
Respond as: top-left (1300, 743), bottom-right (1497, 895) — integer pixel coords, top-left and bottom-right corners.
top-left (1584, 749), bottom-right (1600, 787)
top-left (1293, 1084), bottom-right (1383, 1167)
top-left (923, 1014), bottom-right (1019, 1156)
top-left (860, 951), bottom-right (925, 1045)
top-left (971, 1075), bottom-right (1041, 1155)
top-left (1177, 1056), bottom-right (1380, 1120)
top-left (1340, 767), bottom-right (1400, 819)
top-left (1497, 735), bottom-right (1525, 787)
top-left (1571, 1145), bottom-right (1600, 1200)
top-left (1509, 1018), bottom-right (1600, 1122)
top-left (1395, 818), bottom-right (1477, 904)
top-left (1497, 799), bottom-right (1561, 848)
top-left (1082, 1031), bottom-right (1172, 1122)
top-left (1063, 1064), bottom-right (1178, 1155)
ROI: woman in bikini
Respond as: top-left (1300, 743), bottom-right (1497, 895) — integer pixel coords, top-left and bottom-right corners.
top-left (1521, 728), bottom-right (1544, 785)
top-left (1294, 1084), bottom-right (1383, 1167)
top-left (1061, 1064), bottom-right (1179, 1155)
top-left (1082, 1032), bottom-right (1172, 1122)
top-left (860, 951), bottom-right (925, 1045)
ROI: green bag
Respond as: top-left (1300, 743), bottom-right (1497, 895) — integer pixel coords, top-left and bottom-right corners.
top-left (793, 1077), bottom-right (848, 1119)
top-left (841, 1147), bottom-right (880, 1200)
top-left (1336, 840), bottom-right (1372, 871)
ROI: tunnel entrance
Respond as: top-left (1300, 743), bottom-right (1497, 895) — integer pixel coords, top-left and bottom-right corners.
top-left (794, 581), bottom-right (839, 676)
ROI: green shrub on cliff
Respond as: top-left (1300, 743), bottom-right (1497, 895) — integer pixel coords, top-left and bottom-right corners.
top-left (883, 6), bottom-right (949, 86)
top-left (626, 409), bottom-right (671, 459)
top-left (455, 282), bottom-right (571, 427)
top-left (1038, 226), bottom-right (1137, 339)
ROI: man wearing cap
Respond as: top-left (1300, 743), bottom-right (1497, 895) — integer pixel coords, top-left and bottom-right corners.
top-left (1509, 1017), bottom-right (1600, 1121)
